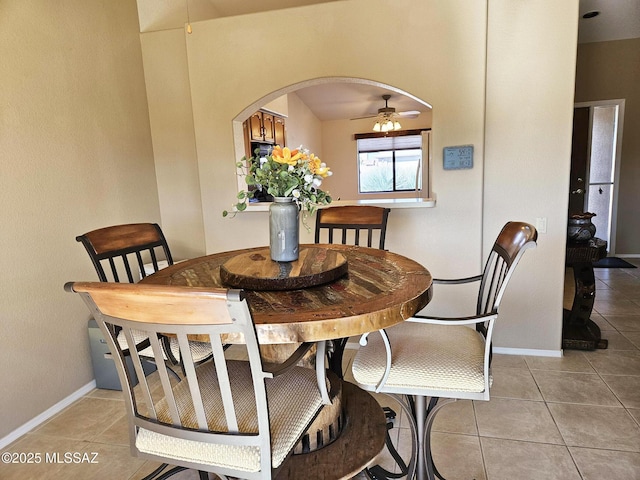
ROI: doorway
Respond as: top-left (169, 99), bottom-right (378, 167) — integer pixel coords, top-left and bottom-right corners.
top-left (569, 100), bottom-right (625, 253)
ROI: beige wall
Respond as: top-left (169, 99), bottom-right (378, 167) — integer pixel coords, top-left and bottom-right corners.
top-left (575, 38), bottom-right (640, 255)
top-left (0, 0), bottom-right (160, 440)
top-left (141, 0), bottom-right (577, 351)
top-left (283, 92), bottom-right (324, 159)
top-left (484, 0), bottom-right (578, 350)
top-left (140, 29), bottom-right (206, 260)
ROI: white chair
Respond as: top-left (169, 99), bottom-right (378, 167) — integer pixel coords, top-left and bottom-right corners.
top-left (351, 221), bottom-right (538, 480)
top-left (66, 282), bottom-right (326, 480)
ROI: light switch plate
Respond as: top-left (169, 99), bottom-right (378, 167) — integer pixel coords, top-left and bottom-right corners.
top-left (536, 217), bottom-right (547, 234)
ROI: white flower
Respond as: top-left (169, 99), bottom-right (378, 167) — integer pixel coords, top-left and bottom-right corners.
top-left (313, 178), bottom-right (322, 187)
top-left (288, 165), bottom-right (294, 172)
top-left (292, 189), bottom-right (301, 198)
top-left (304, 174), bottom-right (314, 184)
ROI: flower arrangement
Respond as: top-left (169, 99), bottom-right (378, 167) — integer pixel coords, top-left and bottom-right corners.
top-left (223, 145), bottom-right (333, 218)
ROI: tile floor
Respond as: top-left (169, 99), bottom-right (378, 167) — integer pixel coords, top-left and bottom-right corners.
top-left (2, 260), bottom-right (640, 479)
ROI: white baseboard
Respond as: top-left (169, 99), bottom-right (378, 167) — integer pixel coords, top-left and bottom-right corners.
top-left (0, 380), bottom-right (96, 450)
top-left (493, 347), bottom-right (562, 357)
top-left (617, 254), bottom-right (640, 258)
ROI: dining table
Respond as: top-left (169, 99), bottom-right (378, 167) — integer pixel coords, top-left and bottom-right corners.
top-left (140, 243), bottom-right (433, 479)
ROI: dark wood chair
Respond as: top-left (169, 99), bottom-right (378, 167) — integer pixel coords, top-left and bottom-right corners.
top-left (76, 223), bottom-right (212, 368)
top-left (314, 205), bottom-right (391, 249)
top-left (313, 206), bottom-right (391, 379)
top-left (66, 282), bottom-right (327, 480)
top-left (76, 223), bottom-right (173, 283)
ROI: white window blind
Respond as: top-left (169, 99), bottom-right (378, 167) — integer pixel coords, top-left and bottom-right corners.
top-left (357, 135), bottom-right (423, 152)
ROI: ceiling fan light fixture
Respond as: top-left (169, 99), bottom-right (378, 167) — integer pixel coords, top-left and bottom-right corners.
top-left (372, 94), bottom-right (403, 133)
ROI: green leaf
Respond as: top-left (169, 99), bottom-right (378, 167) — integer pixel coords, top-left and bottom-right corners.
top-left (222, 210), bottom-right (229, 217)
top-left (237, 202), bottom-right (247, 211)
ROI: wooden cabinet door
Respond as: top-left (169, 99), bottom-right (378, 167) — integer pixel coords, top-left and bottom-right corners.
top-left (262, 113), bottom-right (275, 143)
top-left (274, 116), bottom-right (286, 146)
top-left (249, 112), bottom-right (264, 142)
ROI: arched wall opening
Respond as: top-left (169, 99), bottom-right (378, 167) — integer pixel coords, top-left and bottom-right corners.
top-left (231, 77), bottom-right (434, 203)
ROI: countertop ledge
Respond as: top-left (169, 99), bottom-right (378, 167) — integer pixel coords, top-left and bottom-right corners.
top-left (241, 197), bottom-right (436, 212)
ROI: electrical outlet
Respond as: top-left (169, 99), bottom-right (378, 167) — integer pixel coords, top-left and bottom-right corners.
top-left (536, 217), bottom-right (547, 234)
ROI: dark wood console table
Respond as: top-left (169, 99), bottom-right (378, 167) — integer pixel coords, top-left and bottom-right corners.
top-left (563, 238), bottom-right (608, 350)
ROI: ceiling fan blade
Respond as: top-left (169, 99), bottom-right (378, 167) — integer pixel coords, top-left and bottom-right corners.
top-left (349, 114), bottom-right (378, 121)
top-left (397, 110), bottom-right (421, 118)
top-left (351, 110), bottom-right (420, 121)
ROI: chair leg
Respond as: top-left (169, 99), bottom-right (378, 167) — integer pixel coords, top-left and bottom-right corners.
top-left (415, 396), bottom-right (428, 480)
top-left (140, 463), bottom-right (188, 480)
top-left (366, 394), bottom-right (418, 479)
top-left (365, 409), bottom-right (410, 479)
top-left (422, 397), bottom-right (456, 480)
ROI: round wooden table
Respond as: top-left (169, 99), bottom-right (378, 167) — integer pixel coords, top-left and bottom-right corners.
top-left (141, 244), bottom-right (432, 479)
top-left (141, 244), bottom-right (433, 345)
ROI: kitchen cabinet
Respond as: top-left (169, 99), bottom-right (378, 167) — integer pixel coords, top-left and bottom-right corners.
top-left (274, 115), bottom-right (286, 146)
top-left (248, 111), bottom-right (280, 143)
top-left (244, 110), bottom-right (286, 157)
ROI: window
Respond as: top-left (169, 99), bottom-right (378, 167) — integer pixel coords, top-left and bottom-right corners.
top-left (356, 132), bottom-right (426, 193)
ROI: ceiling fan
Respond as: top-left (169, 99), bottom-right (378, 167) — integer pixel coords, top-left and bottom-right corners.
top-left (350, 94), bottom-right (421, 121)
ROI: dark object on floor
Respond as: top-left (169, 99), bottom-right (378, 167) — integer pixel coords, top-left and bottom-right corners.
top-left (563, 238), bottom-right (608, 350)
top-left (593, 257), bottom-right (637, 268)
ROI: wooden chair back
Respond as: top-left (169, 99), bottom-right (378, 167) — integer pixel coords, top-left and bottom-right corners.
top-left (477, 221), bottom-right (538, 317)
top-left (76, 223), bottom-right (173, 283)
top-left (314, 206), bottom-right (391, 249)
top-left (65, 282), bottom-right (324, 479)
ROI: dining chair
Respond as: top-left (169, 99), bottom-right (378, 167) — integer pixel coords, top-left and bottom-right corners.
top-left (76, 223), bottom-right (212, 370)
top-left (351, 221), bottom-right (538, 480)
top-left (314, 205), bottom-right (391, 250)
top-left (65, 282), bottom-right (326, 480)
top-left (313, 205), bottom-right (392, 379)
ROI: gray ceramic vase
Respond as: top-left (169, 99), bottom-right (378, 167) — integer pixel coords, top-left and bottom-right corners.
top-left (269, 197), bottom-right (299, 262)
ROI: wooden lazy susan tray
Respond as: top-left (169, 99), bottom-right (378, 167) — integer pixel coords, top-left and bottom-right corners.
top-left (220, 246), bottom-right (348, 291)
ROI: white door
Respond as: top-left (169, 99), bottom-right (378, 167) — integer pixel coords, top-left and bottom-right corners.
top-left (573, 100), bottom-right (625, 253)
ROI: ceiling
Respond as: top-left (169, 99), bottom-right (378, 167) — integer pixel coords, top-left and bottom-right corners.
top-left (293, 83), bottom-right (430, 122)
top-left (578, 0), bottom-right (640, 44)
top-left (177, 0), bottom-right (640, 121)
